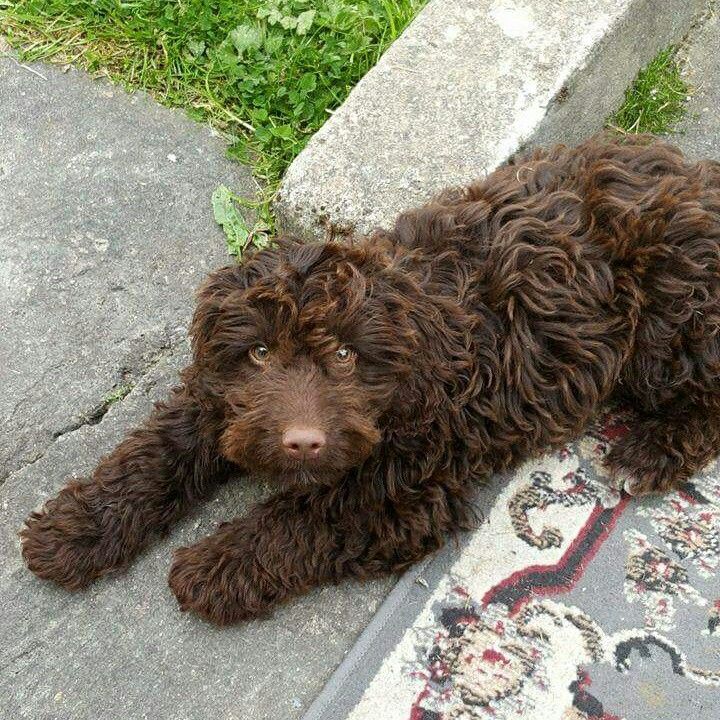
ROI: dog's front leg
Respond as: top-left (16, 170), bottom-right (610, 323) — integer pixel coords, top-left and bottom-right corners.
top-left (21, 386), bottom-right (229, 589)
top-left (168, 480), bottom-right (471, 625)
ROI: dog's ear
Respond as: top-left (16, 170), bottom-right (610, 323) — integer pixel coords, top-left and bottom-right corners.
top-left (190, 245), bottom-right (285, 358)
top-left (191, 265), bottom-right (245, 362)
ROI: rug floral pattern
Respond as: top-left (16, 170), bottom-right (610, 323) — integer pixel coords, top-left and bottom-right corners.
top-left (347, 411), bottom-right (720, 720)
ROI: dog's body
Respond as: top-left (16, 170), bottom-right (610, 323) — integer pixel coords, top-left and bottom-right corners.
top-left (22, 134), bottom-right (720, 624)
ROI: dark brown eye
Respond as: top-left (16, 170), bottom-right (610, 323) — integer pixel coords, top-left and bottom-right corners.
top-left (335, 345), bottom-right (355, 363)
top-left (249, 344), bottom-right (270, 365)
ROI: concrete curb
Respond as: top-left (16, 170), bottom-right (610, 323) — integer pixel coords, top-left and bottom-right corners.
top-left (275, 0), bottom-right (706, 240)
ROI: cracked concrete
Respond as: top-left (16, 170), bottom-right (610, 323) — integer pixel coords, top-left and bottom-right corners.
top-left (0, 56), bottom-right (249, 482)
top-left (16, 336), bottom-right (178, 480)
top-left (0, 55), bottom-right (393, 720)
top-left (49, 337), bottom-right (176, 441)
top-left (0, 341), bottom-right (394, 720)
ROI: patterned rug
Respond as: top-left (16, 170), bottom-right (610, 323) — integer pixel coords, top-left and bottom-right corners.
top-left (303, 410), bottom-right (720, 720)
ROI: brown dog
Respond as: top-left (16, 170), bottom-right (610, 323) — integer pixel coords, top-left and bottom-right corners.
top-left (21, 133), bottom-right (720, 625)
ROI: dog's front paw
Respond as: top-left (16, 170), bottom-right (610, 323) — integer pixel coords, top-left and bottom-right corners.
top-left (21, 482), bottom-right (110, 589)
top-left (610, 469), bottom-right (646, 496)
top-left (168, 534), bottom-right (277, 625)
top-left (602, 416), bottom-right (696, 497)
top-left (605, 447), bottom-right (684, 496)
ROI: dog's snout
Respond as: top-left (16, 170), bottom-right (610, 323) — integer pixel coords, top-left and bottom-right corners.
top-left (282, 425), bottom-right (326, 460)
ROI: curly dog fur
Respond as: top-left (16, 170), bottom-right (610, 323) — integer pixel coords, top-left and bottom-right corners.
top-left (21, 134), bottom-right (720, 624)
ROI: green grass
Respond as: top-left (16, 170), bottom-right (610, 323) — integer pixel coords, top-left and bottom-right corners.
top-left (1, 1), bottom-right (426, 256)
top-left (609, 46), bottom-right (690, 134)
top-left (212, 183), bottom-right (273, 256)
top-left (1, 1), bottom-right (424, 186)
top-left (102, 383), bottom-right (133, 406)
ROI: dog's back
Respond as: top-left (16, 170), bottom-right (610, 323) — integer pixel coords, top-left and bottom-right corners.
top-left (381, 134), bottom-right (720, 489)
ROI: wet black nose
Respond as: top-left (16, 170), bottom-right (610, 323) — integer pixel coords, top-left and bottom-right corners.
top-left (282, 425), bottom-right (326, 460)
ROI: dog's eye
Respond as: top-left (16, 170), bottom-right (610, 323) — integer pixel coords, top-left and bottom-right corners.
top-left (335, 346), bottom-right (355, 363)
top-left (249, 344), bottom-right (270, 365)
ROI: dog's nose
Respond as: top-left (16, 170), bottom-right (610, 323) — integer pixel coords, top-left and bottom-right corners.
top-left (282, 425), bottom-right (326, 460)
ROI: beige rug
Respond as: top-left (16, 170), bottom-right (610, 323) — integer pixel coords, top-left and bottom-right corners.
top-left (304, 409), bottom-right (720, 720)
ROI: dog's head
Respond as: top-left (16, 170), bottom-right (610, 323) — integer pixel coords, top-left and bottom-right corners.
top-left (190, 238), bottom-right (425, 484)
